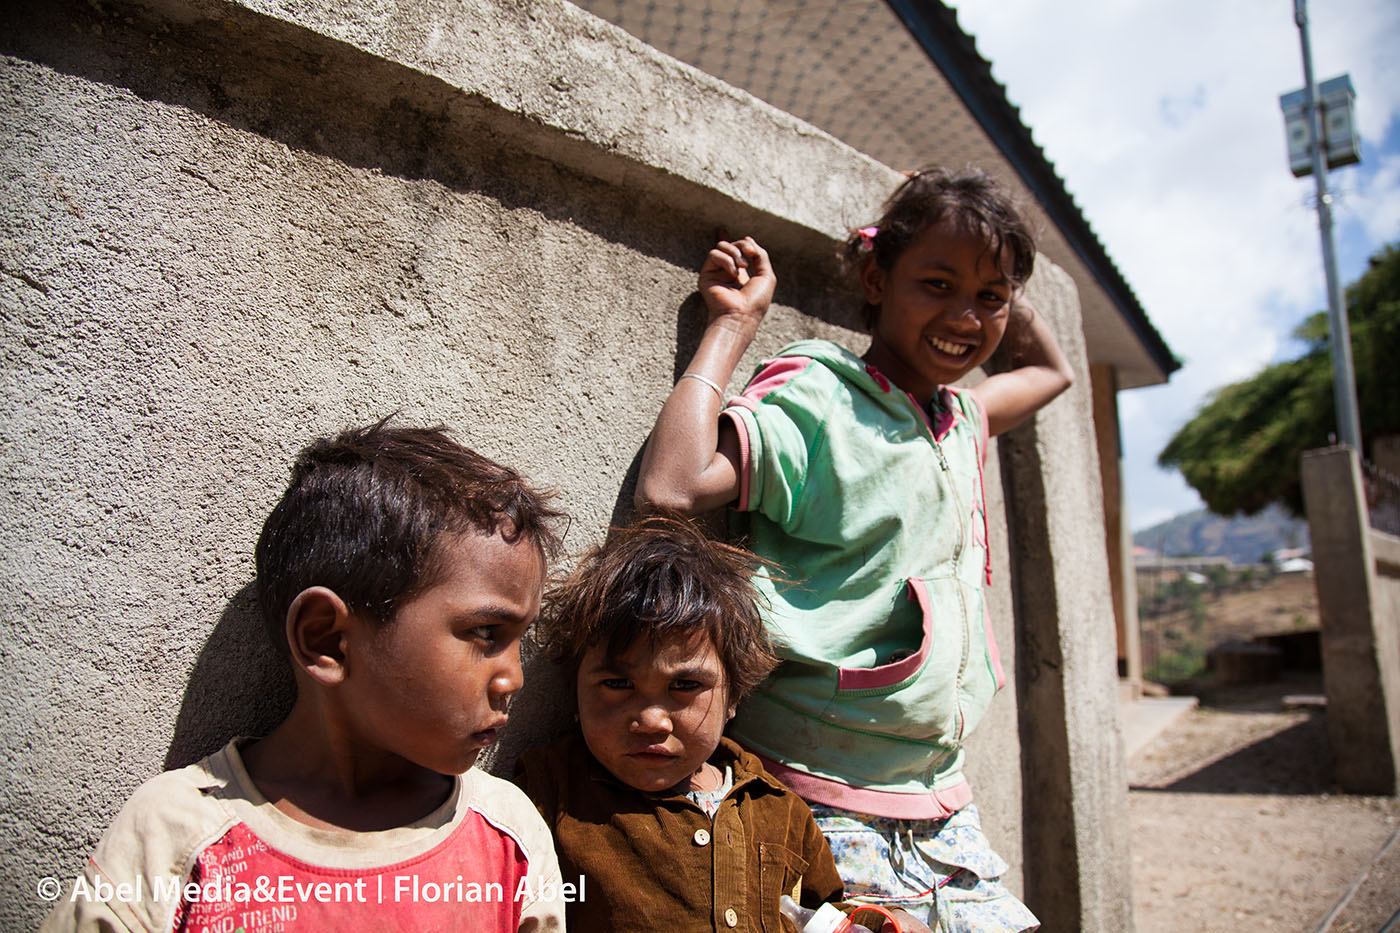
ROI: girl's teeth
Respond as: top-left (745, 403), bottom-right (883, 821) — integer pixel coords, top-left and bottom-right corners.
top-left (930, 338), bottom-right (968, 356)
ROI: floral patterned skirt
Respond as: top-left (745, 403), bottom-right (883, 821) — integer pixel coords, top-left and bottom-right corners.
top-left (809, 803), bottom-right (1039, 933)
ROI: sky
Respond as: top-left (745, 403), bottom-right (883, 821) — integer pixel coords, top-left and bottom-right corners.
top-left (948, 0), bottom-right (1400, 531)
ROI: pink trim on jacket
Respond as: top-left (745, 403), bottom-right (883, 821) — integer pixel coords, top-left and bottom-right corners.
top-left (931, 388), bottom-right (959, 441)
top-left (758, 756), bottom-right (973, 820)
top-left (741, 356), bottom-right (811, 402)
top-left (721, 356), bottom-right (811, 514)
top-left (954, 387), bottom-right (994, 587)
top-left (837, 579), bottom-right (933, 690)
top-left (719, 408), bottom-right (752, 512)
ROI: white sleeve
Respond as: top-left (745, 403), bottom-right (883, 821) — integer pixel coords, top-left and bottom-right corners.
top-left (464, 769), bottom-right (566, 932)
top-left (40, 764), bottom-right (234, 933)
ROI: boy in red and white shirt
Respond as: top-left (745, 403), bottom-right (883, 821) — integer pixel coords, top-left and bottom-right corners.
top-left (44, 420), bottom-right (569, 933)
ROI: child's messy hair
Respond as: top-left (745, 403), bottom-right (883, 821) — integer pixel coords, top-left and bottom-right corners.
top-left (540, 514), bottom-right (779, 705)
top-left (255, 416), bottom-right (565, 652)
top-left (844, 166), bottom-right (1037, 328)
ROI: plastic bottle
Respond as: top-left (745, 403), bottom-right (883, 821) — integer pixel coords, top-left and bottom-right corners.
top-left (779, 895), bottom-right (854, 933)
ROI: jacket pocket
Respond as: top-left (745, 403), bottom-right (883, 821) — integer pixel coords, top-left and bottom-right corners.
top-left (758, 843), bottom-right (810, 933)
top-left (835, 577), bottom-right (933, 694)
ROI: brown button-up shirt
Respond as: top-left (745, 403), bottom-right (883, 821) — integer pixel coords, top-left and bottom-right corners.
top-left (517, 733), bottom-right (844, 932)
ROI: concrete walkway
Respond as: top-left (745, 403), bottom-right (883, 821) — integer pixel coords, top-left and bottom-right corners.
top-left (1121, 695), bottom-right (1199, 760)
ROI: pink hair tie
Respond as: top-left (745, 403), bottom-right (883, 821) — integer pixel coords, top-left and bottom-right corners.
top-left (856, 226), bottom-right (879, 253)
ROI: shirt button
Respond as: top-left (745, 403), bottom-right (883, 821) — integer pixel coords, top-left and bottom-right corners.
top-left (693, 828), bottom-right (711, 846)
top-left (724, 907), bottom-right (738, 927)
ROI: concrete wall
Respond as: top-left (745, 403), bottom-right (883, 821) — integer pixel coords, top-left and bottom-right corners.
top-left (999, 267), bottom-right (1134, 933)
top-left (1, 0), bottom-right (1122, 927)
top-left (1302, 446), bottom-right (1400, 795)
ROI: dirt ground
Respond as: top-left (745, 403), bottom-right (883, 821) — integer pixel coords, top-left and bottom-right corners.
top-left (1128, 672), bottom-right (1400, 932)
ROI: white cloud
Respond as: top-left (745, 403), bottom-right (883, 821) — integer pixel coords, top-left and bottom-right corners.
top-left (950, 0), bottom-right (1400, 525)
top-left (1349, 149), bottom-right (1400, 245)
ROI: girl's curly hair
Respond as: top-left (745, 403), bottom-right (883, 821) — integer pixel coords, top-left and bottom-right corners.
top-left (539, 513), bottom-right (778, 705)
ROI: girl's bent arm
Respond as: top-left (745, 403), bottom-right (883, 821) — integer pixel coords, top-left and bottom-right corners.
top-left (977, 297), bottom-right (1076, 437)
top-left (634, 238), bottom-right (775, 514)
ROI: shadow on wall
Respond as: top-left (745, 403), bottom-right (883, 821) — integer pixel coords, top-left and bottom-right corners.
top-left (604, 292), bottom-right (710, 529)
top-left (671, 294), bottom-right (709, 385)
top-left (160, 578), bottom-right (571, 779)
top-left (609, 445), bottom-right (647, 530)
top-left (486, 639), bottom-right (573, 776)
top-left (155, 277), bottom-right (789, 776)
top-left (498, 290), bottom-right (720, 768)
top-left (163, 581), bottom-right (295, 771)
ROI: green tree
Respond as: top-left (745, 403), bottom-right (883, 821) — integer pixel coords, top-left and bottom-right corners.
top-left (1159, 242), bottom-right (1400, 515)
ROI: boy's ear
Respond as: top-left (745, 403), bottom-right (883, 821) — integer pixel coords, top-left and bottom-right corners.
top-left (285, 587), bottom-right (353, 686)
top-left (858, 254), bottom-right (885, 305)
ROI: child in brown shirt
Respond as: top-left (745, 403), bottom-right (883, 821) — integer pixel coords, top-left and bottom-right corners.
top-left (517, 515), bottom-right (926, 933)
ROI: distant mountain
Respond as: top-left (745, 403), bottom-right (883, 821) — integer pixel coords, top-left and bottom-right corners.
top-left (1133, 504), bottom-right (1310, 566)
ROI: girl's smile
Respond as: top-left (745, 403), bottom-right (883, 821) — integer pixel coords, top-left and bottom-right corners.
top-left (928, 336), bottom-right (971, 357)
top-left (860, 218), bottom-right (1012, 406)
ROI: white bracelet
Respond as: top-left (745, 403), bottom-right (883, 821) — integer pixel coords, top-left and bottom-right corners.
top-left (679, 372), bottom-right (724, 401)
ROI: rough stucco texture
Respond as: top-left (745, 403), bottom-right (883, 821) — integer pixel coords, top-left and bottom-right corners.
top-left (0, 2), bottom-right (874, 924)
top-left (0, 0), bottom-right (1092, 926)
top-left (999, 259), bottom-right (1134, 931)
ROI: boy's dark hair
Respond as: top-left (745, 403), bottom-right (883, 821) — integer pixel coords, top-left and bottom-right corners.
top-left (844, 166), bottom-right (1037, 328)
top-left (255, 417), bottom-right (565, 652)
top-left (540, 514), bottom-right (778, 705)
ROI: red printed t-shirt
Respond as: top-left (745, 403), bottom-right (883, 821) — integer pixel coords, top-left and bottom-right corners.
top-left (42, 740), bottom-right (566, 933)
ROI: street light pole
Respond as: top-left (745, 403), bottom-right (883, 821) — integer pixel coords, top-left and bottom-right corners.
top-left (1293, 0), bottom-right (1362, 450)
